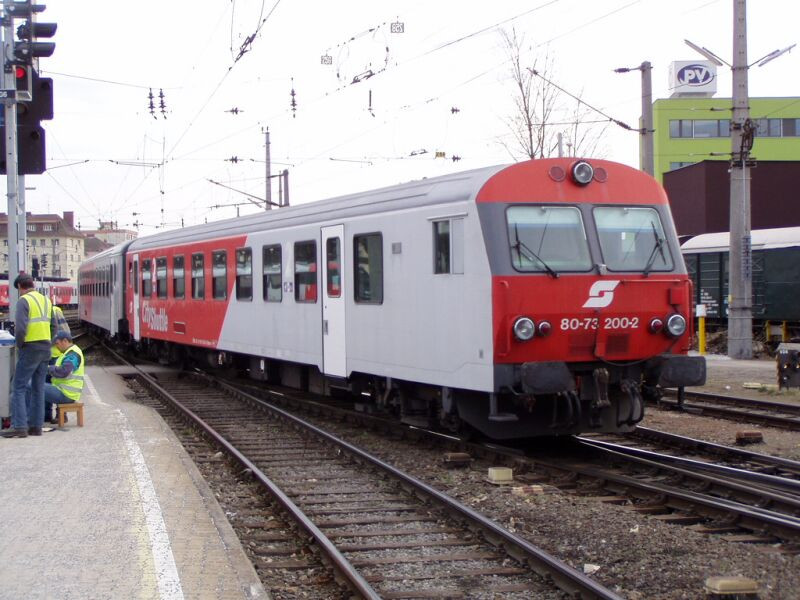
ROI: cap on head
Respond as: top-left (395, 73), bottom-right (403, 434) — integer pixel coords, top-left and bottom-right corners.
top-left (13, 274), bottom-right (34, 290)
top-left (53, 331), bottom-right (72, 343)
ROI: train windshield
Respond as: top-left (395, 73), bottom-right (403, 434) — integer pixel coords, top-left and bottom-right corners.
top-left (506, 206), bottom-right (592, 273)
top-left (594, 207), bottom-right (673, 273)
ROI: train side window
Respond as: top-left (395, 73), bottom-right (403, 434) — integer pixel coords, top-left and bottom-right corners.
top-left (156, 257), bottom-right (167, 298)
top-left (263, 244), bottom-right (282, 302)
top-left (191, 253), bottom-right (205, 300)
top-left (141, 259), bottom-right (152, 297)
top-left (326, 237), bottom-right (341, 298)
top-left (235, 247), bottom-right (253, 301)
top-left (294, 241), bottom-right (317, 303)
top-left (133, 262), bottom-right (138, 294)
top-left (354, 233), bottom-right (383, 304)
top-left (212, 250), bottom-right (227, 300)
top-left (173, 255), bottom-right (185, 299)
top-left (433, 218), bottom-right (464, 275)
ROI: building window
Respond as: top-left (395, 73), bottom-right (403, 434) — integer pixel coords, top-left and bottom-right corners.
top-left (43, 224), bottom-right (53, 231)
top-left (27, 224), bottom-right (35, 232)
top-left (263, 244), bottom-right (282, 302)
top-left (669, 161), bottom-right (696, 171)
top-left (156, 257), bottom-right (167, 298)
top-left (173, 255), bottom-right (185, 299)
top-left (141, 259), bottom-right (152, 297)
top-left (235, 247), bottom-right (252, 301)
top-left (294, 241), bottom-right (317, 303)
top-left (756, 118), bottom-right (782, 137)
top-left (191, 253), bottom-right (204, 299)
top-left (326, 237), bottom-right (341, 297)
top-left (212, 250), bottom-right (227, 300)
top-left (354, 233), bottom-right (383, 304)
top-left (782, 118), bottom-right (799, 137)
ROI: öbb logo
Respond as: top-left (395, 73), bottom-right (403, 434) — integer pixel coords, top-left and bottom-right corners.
top-left (582, 280), bottom-right (620, 309)
top-left (677, 64), bottom-right (714, 86)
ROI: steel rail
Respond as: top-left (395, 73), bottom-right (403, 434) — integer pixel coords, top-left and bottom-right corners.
top-left (660, 389), bottom-right (800, 430)
top-left (632, 426), bottom-right (800, 476)
top-left (576, 436), bottom-right (800, 501)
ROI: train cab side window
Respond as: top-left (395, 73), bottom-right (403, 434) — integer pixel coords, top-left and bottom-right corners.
top-left (263, 244), bottom-right (282, 302)
top-left (235, 248), bottom-right (253, 301)
top-left (212, 250), bottom-right (227, 300)
top-left (294, 241), bottom-right (317, 303)
top-left (156, 257), bottom-right (167, 299)
top-left (141, 259), bottom-right (152, 297)
top-left (191, 253), bottom-right (205, 299)
top-left (133, 261), bottom-right (138, 294)
top-left (354, 233), bottom-right (383, 304)
top-left (173, 255), bottom-right (185, 299)
top-left (433, 218), bottom-right (464, 275)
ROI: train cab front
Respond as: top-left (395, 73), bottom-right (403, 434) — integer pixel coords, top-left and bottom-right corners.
top-left (471, 158), bottom-right (706, 439)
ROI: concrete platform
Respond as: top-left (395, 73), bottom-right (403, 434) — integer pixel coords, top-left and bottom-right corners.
top-left (0, 366), bottom-right (268, 600)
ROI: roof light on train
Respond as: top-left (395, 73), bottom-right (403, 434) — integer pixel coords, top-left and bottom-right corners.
top-left (665, 314), bottom-right (687, 337)
top-left (513, 317), bottom-right (536, 341)
top-left (571, 161), bottom-right (593, 186)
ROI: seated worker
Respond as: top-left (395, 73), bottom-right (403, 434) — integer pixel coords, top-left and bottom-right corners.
top-left (43, 331), bottom-right (85, 424)
top-left (50, 305), bottom-right (71, 363)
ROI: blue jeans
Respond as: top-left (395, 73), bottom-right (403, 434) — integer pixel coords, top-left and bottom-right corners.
top-left (11, 344), bottom-right (52, 429)
top-left (43, 384), bottom-right (74, 421)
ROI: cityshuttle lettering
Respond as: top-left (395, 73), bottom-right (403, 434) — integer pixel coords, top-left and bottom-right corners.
top-left (141, 302), bottom-right (168, 332)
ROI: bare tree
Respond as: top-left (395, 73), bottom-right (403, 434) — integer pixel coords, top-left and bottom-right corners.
top-left (500, 28), bottom-right (607, 160)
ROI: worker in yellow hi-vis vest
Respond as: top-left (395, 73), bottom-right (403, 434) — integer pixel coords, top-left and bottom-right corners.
top-left (2, 274), bottom-right (57, 438)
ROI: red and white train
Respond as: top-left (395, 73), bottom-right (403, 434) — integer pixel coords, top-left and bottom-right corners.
top-left (0, 281), bottom-right (78, 310)
top-left (79, 158), bottom-right (705, 438)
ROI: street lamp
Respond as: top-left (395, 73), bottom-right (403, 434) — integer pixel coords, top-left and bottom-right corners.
top-left (614, 61), bottom-right (654, 176)
top-left (685, 1), bottom-right (794, 359)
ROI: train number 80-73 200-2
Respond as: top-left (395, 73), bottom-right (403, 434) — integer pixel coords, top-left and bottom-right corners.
top-left (560, 317), bottom-right (640, 331)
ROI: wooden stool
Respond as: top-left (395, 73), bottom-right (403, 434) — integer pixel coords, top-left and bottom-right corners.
top-left (57, 403), bottom-right (84, 427)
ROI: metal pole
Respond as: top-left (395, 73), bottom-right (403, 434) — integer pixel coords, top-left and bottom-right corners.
top-left (3, 1), bottom-right (23, 312)
top-left (728, 0), bottom-right (753, 359)
top-left (556, 132), bottom-right (563, 158)
top-left (282, 169), bottom-right (289, 207)
top-left (640, 61), bottom-right (654, 176)
top-left (264, 127), bottom-right (271, 211)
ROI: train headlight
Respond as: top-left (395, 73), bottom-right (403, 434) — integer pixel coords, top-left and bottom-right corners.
top-left (649, 318), bottom-right (663, 333)
top-left (571, 161), bottom-right (594, 186)
top-left (666, 314), bottom-right (687, 337)
top-left (513, 317), bottom-right (536, 341)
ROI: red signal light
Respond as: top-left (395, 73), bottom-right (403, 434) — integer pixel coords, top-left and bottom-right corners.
top-left (15, 66), bottom-right (27, 79)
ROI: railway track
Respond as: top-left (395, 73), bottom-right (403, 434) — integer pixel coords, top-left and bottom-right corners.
top-left (109, 350), bottom-right (621, 599)
top-left (658, 389), bottom-right (800, 431)
top-left (222, 377), bottom-right (800, 549)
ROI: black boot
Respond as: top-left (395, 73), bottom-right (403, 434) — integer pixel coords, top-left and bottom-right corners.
top-left (28, 427), bottom-right (42, 436)
top-left (1, 428), bottom-right (29, 438)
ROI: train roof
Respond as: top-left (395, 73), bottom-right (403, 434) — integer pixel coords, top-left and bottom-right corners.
top-left (681, 226), bottom-right (800, 253)
top-left (126, 164), bottom-right (508, 252)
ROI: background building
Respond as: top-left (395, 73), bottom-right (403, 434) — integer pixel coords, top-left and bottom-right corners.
top-left (0, 211), bottom-right (85, 281)
top-left (663, 160), bottom-right (800, 237)
top-left (82, 221), bottom-right (137, 246)
top-left (654, 97), bottom-right (800, 181)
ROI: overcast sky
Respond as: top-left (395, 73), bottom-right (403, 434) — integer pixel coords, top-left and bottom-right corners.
top-left (5, 0), bottom-right (799, 235)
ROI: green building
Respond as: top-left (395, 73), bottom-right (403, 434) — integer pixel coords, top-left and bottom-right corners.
top-left (653, 96), bottom-right (800, 182)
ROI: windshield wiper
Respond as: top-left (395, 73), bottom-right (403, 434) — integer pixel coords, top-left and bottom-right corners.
top-left (642, 222), bottom-right (666, 277)
top-left (512, 224), bottom-right (559, 279)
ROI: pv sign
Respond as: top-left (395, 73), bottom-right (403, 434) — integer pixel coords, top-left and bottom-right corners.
top-left (669, 60), bottom-right (717, 97)
top-left (677, 64), bottom-right (713, 86)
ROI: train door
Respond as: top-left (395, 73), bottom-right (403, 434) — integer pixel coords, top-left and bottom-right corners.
top-left (321, 225), bottom-right (346, 377)
top-left (132, 254), bottom-right (141, 341)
